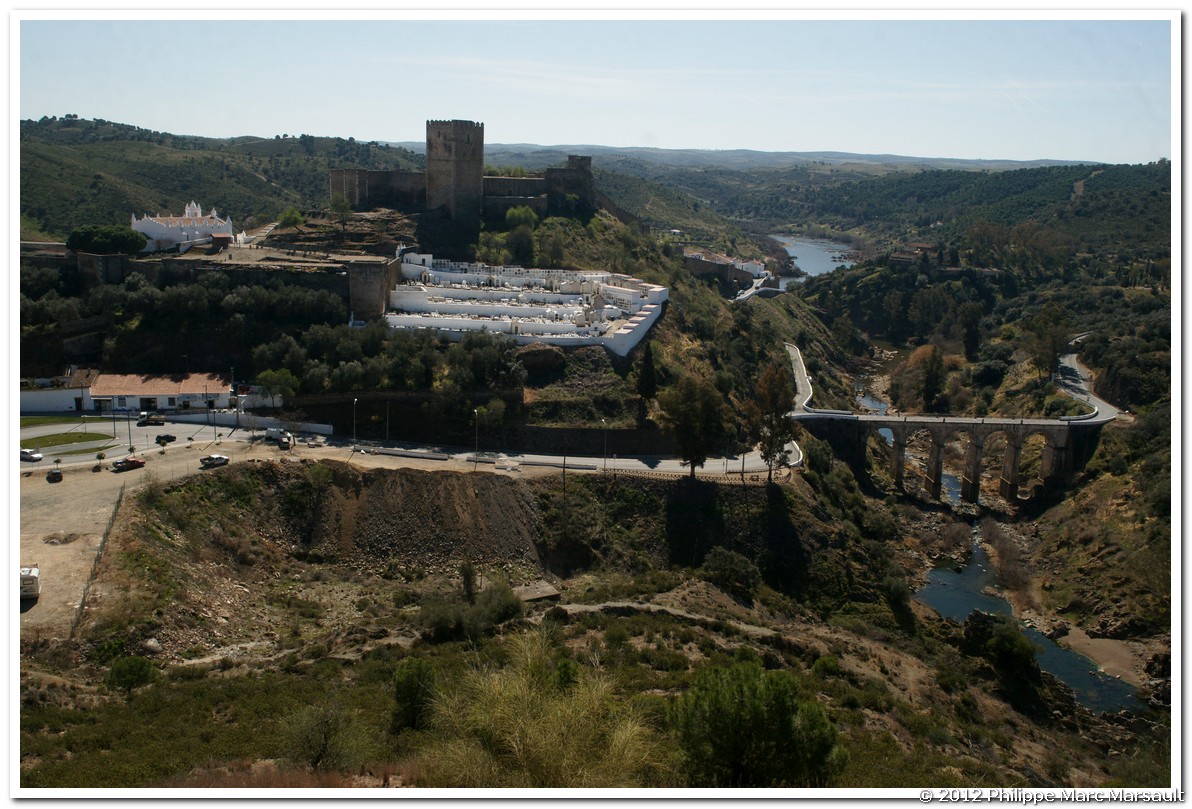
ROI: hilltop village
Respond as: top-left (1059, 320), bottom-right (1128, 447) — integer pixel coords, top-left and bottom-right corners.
top-left (39, 120), bottom-right (786, 358)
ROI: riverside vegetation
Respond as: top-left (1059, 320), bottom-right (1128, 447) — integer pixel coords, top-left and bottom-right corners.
top-left (18, 117), bottom-right (1170, 788)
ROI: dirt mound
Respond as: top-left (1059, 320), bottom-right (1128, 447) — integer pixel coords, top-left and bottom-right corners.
top-left (309, 463), bottom-right (544, 570)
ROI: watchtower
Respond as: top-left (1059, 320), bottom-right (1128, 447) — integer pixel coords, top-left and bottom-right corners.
top-left (426, 120), bottom-right (484, 221)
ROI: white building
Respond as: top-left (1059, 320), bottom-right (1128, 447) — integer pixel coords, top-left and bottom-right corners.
top-left (733, 258), bottom-right (767, 278)
top-left (131, 201), bottom-right (234, 253)
top-left (386, 252), bottom-right (667, 356)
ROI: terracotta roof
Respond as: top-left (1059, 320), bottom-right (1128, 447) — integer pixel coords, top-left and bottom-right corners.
top-left (63, 368), bottom-right (101, 388)
top-left (90, 373), bottom-right (230, 397)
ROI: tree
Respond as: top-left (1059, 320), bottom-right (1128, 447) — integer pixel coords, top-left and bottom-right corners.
top-left (459, 560), bottom-right (477, 604)
top-left (256, 368), bottom-right (299, 408)
top-left (505, 205), bottom-right (539, 231)
top-left (329, 193), bottom-right (353, 231)
top-left (1024, 302), bottom-right (1070, 379)
top-left (106, 655), bottom-right (155, 698)
top-left (66, 224), bottom-right (147, 255)
top-left (700, 547), bottom-right (761, 602)
top-left (635, 341), bottom-right (658, 402)
top-left (670, 661), bottom-right (844, 787)
top-left (921, 344), bottom-right (945, 412)
top-left (281, 703), bottom-right (367, 772)
top-left (507, 225), bottom-right (535, 266)
top-left (392, 656), bottom-right (437, 734)
top-left (957, 301), bottom-right (984, 361)
top-left (658, 376), bottom-right (727, 479)
top-left (753, 363), bottom-right (795, 481)
top-left (278, 206), bottom-right (305, 232)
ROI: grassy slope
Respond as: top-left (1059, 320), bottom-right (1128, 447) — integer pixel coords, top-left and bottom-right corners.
top-left (20, 118), bottom-right (423, 238)
top-left (20, 460), bottom-right (1165, 788)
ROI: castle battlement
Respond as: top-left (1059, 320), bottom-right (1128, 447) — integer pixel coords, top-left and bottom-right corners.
top-left (329, 119), bottom-right (594, 220)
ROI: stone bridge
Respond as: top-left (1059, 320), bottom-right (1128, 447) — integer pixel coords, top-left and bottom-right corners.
top-left (795, 412), bottom-right (1105, 502)
top-left (784, 343), bottom-right (1115, 503)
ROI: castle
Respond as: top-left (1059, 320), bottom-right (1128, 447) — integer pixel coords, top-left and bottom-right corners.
top-left (328, 120), bottom-right (596, 220)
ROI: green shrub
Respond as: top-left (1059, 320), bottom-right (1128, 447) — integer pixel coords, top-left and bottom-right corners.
top-left (419, 581), bottom-right (523, 643)
top-left (392, 657), bottom-right (436, 733)
top-left (280, 703), bottom-right (367, 772)
top-left (700, 546), bottom-right (761, 602)
top-left (812, 654), bottom-right (841, 678)
top-left (669, 661), bottom-right (845, 787)
top-left (106, 656), bottom-right (155, 697)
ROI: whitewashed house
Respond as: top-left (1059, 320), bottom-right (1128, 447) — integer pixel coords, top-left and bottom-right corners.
top-left (131, 201), bottom-right (233, 253)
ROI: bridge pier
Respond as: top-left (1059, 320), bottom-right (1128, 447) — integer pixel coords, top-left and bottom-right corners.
top-left (961, 438), bottom-right (984, 503)
top-left (890, 433), bottom-right (907, 490)
top-left (998, 437), bottom-right (1022, 501)
top-left (1041, 432), bottom-right (1072, 482)
top-left (924, 436), bottom-right (945, 500)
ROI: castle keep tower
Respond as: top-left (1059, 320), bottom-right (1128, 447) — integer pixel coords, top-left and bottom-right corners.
top-left (426, 120), bottom-right (484, 220)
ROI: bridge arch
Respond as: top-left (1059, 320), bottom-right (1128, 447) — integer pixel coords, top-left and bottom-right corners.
top-left (853, 416), bottom-right (1076, 504)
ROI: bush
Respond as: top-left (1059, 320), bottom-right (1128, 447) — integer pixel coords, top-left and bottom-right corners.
top-left (392, 657), bottom-right (436, 733)
top-left (669, 661), bottom-right (845, 787)
top-left (811, 654), bottom-right (841, 678)
top-left (106, 656), bottom-right (155, 697)
top-left (700, 546), bottom-right (761, 602)
top-left (419, 581), bottom-right (523, 643)
top-left (410, 629), bottom-right (667, 787)
top-left (280, 703), bottom-right (367, 772)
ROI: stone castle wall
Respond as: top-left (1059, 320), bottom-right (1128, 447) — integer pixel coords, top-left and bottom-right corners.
top-left (330, 168), bottom-right (425, 210)
top-left (329, 123), bottom-right (597, 219)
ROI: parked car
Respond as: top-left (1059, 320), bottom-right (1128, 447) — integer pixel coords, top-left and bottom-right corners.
top-left (45, 468), bottom-right (62, 482)
top-left (199, 454), bottom-right (229, 469)
top-left (20, 565), bottom-right (41, 601)
top-left (112, 457), bottom-right (146, 472)
top-left (156, 434), bottom-right (177, 444)
top-left (20, 449), bottom-right (43, 462)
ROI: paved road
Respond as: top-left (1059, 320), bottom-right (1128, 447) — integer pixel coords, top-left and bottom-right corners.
top-left (785, 341), bottom-right (1123, 428)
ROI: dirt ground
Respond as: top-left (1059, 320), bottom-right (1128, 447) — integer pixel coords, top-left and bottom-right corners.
top-left (18, 440), bottom-right (546, 642)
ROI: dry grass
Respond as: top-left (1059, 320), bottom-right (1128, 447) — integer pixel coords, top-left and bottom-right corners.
top-left (407, 629), bottom-right (672, 787)
top-left (157, 760), bottom-right (386, 788)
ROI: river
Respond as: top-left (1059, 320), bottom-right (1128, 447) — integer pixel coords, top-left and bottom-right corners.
top-left (771, 235), bottom-right (856, 279)
top-left (854, 381), bottom-right (1143, 712)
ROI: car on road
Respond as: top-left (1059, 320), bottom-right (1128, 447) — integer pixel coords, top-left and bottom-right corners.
top-left (155, 434), bottom-right (177, 444)
top-left (199, 454), bottom-right (229, 469)
top-left (45, 468), bottom-right (62, 482)
top-left (112, 457), bottom-right (146, 472)
top-left (21, 449), bottom-right (43, 462)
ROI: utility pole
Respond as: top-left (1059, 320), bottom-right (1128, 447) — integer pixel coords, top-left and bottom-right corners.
top-left (602, 418), bottom-right (607, 473)
top-left (353, 398), bottom-right (358, 444)
top-left (473, 409), bottom-right (479, 470)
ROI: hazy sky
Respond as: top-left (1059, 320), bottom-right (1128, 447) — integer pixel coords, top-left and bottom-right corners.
top-left (17, 15), bottom-right (1175, 164)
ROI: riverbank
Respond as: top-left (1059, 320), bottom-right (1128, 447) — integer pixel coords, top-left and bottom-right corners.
top-left (1000, 585), bottom-right (1162, 689)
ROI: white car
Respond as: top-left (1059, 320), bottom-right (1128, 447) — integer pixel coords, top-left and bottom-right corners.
top-left (20, 449), bottom-right (43, 462)
top-left (20, 565), bottom-right (41, 600)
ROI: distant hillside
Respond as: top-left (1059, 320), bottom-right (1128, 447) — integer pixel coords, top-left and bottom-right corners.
top-left (20, 116), bottom-right (423, 239)
top-left (396, 140), bottom-right (1085, 173)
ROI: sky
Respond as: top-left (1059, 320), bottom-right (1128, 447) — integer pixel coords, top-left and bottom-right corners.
top-left (15, 14), bottom-right (1176, 165)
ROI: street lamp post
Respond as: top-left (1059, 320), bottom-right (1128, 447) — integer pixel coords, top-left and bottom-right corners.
top-left (601, 418), bottom-right (607, 473)
top-left (353, 398), bottom-right (358, 445)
